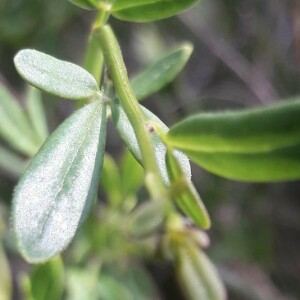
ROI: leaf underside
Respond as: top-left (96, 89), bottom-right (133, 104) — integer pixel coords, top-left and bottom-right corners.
top-left (13, 100), bottom-right (107, 263)
top-left (111, 100), bottom-right (191, 185)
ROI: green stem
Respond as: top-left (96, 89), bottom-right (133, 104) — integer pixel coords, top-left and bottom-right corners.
top-left (84, 30), bottom-right (104, 84)
top-left (95, 25), bottom-right (166, 199)
top-left (78, 9), bottom-right (109, 108)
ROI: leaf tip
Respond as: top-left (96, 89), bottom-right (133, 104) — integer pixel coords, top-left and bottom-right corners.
top-left (181, 42), bottom-right (194, 57)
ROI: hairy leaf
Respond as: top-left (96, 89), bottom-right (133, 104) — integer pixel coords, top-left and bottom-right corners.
top-left (112, 0), bottom-right (200, 22)
top-left (14, 49), bottom-right (99, 99)
top-left (166, 149), bottom-right (210, 229)
top-left (111, 100), bottom-right (191, 185)
top-left (13, 100), bottom-right (107, 263)
top-left (131, 43), bottom-right (193, 101)
top-left (167, 99), bottom-right (300, 181)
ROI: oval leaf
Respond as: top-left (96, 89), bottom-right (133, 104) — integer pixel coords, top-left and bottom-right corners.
top-left (111, 100), bottom-right (191, 185)
top-left (129, 201), bottom-right (165, 237)
top-left (112, 0), bottom-right (200, 22)
top-left (166, 149), bottom-right (210, 229)
top-left (13, 100), bottom-right (107, 263)
top-left (0, 83), bottom-right (39, 155)
top-left (131, 43), bottom-right (193, 101)
top-left (167, 99), bottom-right (300, 181)
top-left (14, 49), bottom-right (99, 99)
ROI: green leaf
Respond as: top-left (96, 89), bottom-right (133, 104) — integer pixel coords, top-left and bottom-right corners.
top-left (0, 243), bottom-right (11, 300)
top-left (131, 43), bottom-right (193, 101)
top-left (98, 276), bottom-right (132, 300)
top-left (100, 153), bottom-right (123, 206)
top-left (0, 145), bottom-right (27, 178)
top-left (176, 247), bottom-right (226, 300)
top-left (25, 86), bottom-right (49, 144)
top-left (0, 83), bottom-right (39, 155)
top-left (14, 49), bottom-right (99, 100)
top-left (66, 268), bottom-right (100, 300)
top-left (120, 150), bottom-right (144, 198)
top-left (68, 0), bottom-right (97, 10)
top-left (129, 201), bottom-right (165, 237)
top-left (105, 263), bottom-right (160, 300)
top-left (13, 100), bottom-right (107, 263)
top-left (112, 0), bottom-right (200, 22)
top-left (30, 256), bottom-right (64, 300)
top-left (167, 99), bottom-right (300, 181)
top-left (111, 100), bottom-right (191, 185)
top-left (166, 149), bottom-right (210, 229)
top-left (185, 143), bottom-right (300, 182)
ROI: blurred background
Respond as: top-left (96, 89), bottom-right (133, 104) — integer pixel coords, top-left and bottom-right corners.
top-left (1, 0), bottom-right (300, 299)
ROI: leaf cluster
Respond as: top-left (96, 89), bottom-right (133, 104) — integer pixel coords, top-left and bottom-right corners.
top-left (1, 0), bottom-right (300, 299)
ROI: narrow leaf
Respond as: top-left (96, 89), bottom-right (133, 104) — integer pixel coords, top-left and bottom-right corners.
top-left (167, 99), bottom-right (300, 181)
top-left (0, 243), bottom-right (11, 300)
top-left (100, 154), bottom-right (123, 206)
top-left (0, 145), bottom-right (27, 178)
top-left (176, 247), bottom-right (226, 300)
top-left (26, 86), bottom-right (49, 143)
top-left (185, 143), bottom-right (300, 181)
top-left (112, 0), bottom-right (200, 22)
top-left (131, 43), bottom-right (193, 101)
top-left (111, 100), bottom-right (191, 185)
top-left (14, 49), bottom-right (99, 99)
top-left (30, 256), bottom-right (64, 300)
top-left (13, 100), bottom-right (107, 263)
top-left (120, 150), bottom-right (144, 198)
top-left (168, 99), bottom-right (300, 153)
top-left (166, 149), bottom-right (210, 229)
top-left (68, 0), bottom-right (97, 10)
top-left (0, 83), bottom-right (39, 155)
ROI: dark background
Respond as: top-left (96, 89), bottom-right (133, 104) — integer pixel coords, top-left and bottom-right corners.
top-left (1, 0), bottom-right (300, 299)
